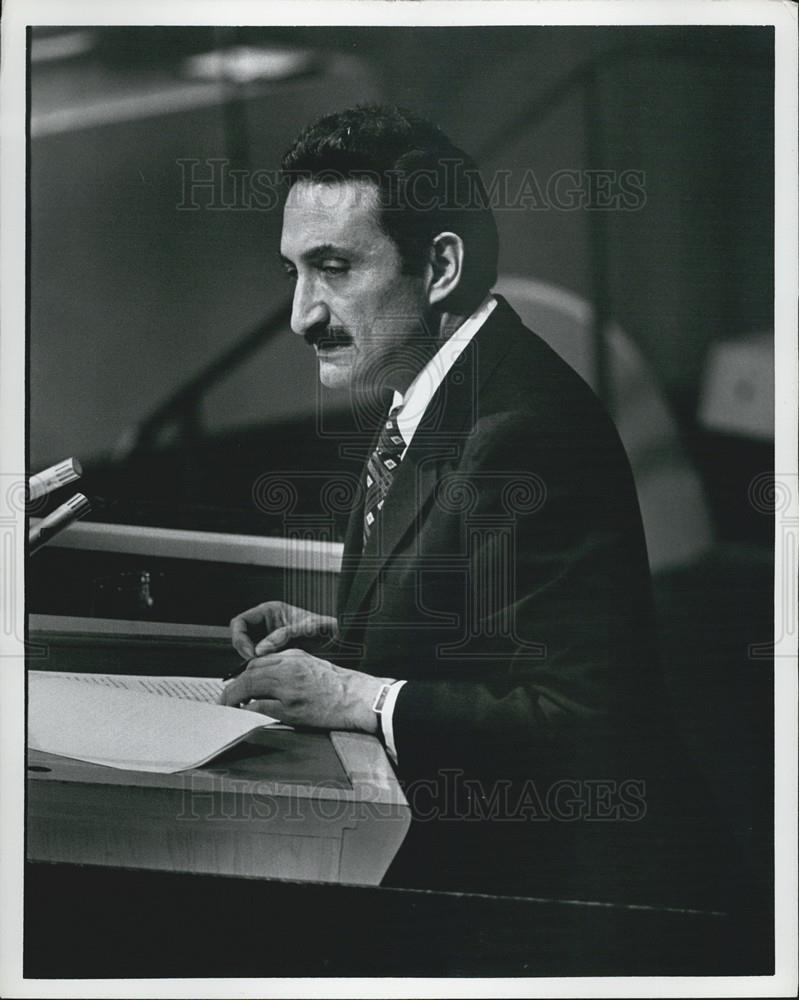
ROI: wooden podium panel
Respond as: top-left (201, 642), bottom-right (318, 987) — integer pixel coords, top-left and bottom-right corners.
top-left (26, 616), bottom-right (410, 886)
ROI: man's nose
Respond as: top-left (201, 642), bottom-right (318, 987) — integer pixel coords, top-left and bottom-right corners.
top-left (290, 277), bottom-right (329, 338)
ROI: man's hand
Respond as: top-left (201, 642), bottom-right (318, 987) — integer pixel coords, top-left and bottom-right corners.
top-left (230, 601), bottom-right (338, 660)
top-left (217, 648), bottom-right (392, 733)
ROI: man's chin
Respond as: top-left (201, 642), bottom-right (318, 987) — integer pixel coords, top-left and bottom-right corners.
top-left (317, 348), bottom-right (355, 389)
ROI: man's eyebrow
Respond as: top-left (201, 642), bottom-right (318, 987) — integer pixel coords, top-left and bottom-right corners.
top-left (278, 244), bottom-right (354, 267)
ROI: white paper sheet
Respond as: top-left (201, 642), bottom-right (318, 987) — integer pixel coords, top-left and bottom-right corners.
top-left (28, 671), bottom-right (281, 773)
top-left (37, 670), bottom-right (225, 703)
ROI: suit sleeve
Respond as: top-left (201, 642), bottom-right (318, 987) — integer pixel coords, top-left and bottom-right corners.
top-left (389, 408), bottom-right (661, 779)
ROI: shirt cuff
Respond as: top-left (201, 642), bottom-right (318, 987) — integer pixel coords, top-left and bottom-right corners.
top-left (379, 680), bottom-right (407, 764)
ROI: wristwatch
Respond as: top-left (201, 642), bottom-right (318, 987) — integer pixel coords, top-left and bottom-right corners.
top-left (371, 682), bottom-right (395, 716)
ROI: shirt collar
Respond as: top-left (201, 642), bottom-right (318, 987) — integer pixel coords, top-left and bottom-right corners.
top-left (391, 294), bottom-right (497, 449)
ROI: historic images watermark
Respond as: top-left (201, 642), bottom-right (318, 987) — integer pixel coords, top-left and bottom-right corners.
top-left (176, 158), bottom-right (647, 213)
top-left (748, 471), bottom-right (797, 659)
top-left (176, 770), bottom-right (647, 824)
top-left (2, 473), bottom-right (49, 658)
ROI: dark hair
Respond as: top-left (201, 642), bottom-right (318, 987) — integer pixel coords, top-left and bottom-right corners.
top-left (280, 104), bottom-right (498, 312)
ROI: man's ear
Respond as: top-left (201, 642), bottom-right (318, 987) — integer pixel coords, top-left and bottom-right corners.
top-left (426, 232), bottom-right (464, 307)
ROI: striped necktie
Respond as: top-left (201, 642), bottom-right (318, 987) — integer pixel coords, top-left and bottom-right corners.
top-left (363, 405), bottom-right (404, 546)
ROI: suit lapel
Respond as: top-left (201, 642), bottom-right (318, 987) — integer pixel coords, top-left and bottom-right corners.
top-left (336, 477), bottom-right (365, 618)
top-left (339, 441), bottom-right (443, 629)
top-left (336, 299), bottom-right (517, 636)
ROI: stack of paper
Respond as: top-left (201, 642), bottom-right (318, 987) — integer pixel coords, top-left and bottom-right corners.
top-left (28, 671), bottom-right (283, 774)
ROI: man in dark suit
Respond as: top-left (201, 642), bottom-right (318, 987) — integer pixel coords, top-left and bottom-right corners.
top-left (220, 105), bottom-right (738, 909)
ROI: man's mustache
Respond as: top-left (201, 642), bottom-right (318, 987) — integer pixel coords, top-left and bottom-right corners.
top-left (305, 326), bottom-right (353, 349)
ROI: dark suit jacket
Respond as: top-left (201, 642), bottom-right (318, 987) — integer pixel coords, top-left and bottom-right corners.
top-left (330, 297), bottom-right (741, 909)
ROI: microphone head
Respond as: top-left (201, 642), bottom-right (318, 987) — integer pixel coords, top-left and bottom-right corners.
top-left (27, 457), bottom-right (83, 502)
top-left (65, 492), bottom-right (91, 517)
top-left (28, 492), bottom-right (93, 554)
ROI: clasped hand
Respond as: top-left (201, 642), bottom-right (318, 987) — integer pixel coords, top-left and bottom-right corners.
top-left (218, 601), bottom-right (391, 733)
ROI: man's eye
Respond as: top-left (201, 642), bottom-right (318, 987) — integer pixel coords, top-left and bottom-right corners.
top-left (282, 268), bottom-right (297, 282)
top-left (321, 263), bottom-right (348, 276)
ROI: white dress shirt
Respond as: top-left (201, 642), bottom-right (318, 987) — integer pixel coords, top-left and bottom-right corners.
top-left (377, 294), bottom-right (498, 762)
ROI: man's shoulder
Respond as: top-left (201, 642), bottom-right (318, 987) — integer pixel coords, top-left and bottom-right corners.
top-left (452, 297), bottom-right (642, 519)
top-left (473, 295), bottom-right (617, 434)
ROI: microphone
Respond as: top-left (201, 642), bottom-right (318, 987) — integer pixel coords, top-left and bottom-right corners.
top-left (28, 457), bottom-right (82, 502)
top-left (28, 493), bottom-right (92, 554)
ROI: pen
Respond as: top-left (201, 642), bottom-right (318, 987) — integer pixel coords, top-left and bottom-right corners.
top-left (222, 659), bottom-right (250, 682)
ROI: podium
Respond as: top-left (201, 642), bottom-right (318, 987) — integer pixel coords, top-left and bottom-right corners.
top-left (23, 538), bottom-right (772, 976)
top-left (23, 621), bottom-right (770, 978)
top-left (26, 615), bottom-right (410, 886)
